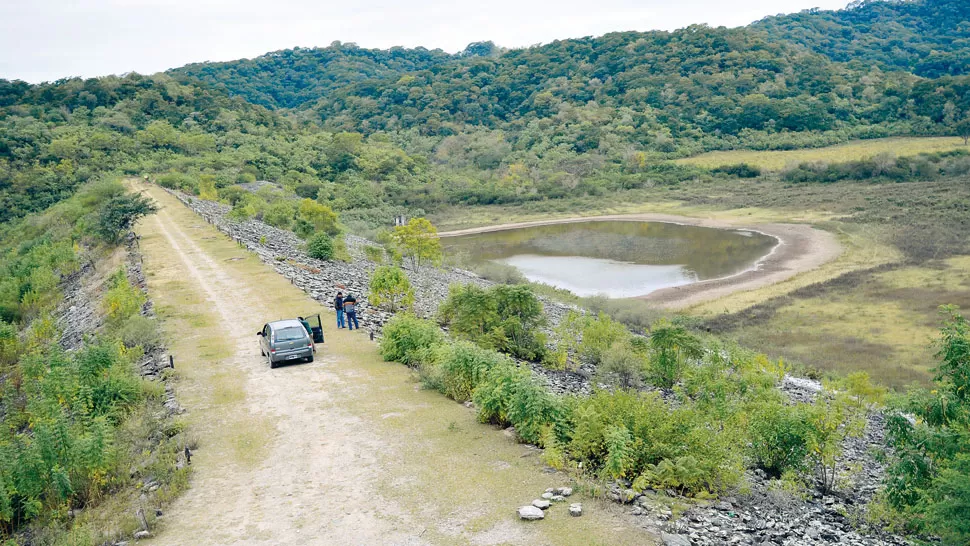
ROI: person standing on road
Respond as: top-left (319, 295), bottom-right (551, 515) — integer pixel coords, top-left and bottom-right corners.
top-left (334, 291), bottom-right (345, 328)
top-left (343, 293), bottom-right (359, 330)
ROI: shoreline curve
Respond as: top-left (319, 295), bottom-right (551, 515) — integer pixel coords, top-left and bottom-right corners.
top-left (437, 214), bottom-right (842, 310)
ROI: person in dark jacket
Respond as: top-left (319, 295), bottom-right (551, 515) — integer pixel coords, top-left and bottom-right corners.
top-left (343, 293), bottom-right (359, 330)
top-left (334, 292), bottom-right (345, 328)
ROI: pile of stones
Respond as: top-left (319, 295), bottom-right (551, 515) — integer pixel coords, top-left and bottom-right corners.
top-left (518, 487), bottom-right (579, 521)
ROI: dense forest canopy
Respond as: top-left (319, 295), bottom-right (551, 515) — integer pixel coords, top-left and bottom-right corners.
top-left (169, 42), bottom-right (458, 109)
top-left (755, 0), bottom-right (970, 78)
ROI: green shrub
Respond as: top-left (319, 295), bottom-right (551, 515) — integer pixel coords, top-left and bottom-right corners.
top-left (305, 233), bottom-right (334, 260)
top-left (579, 312), bottom-right (628, 365)
top-left (748, 401), bottom-right (813, 477)
top-left (369, 265), bottom-right (414, 312)
top-left (116, 315), bottom-right (162, 351)
top-left (712, 163), bottom-right (762, 178)
top-left (102, 270), bottom-right (146, 327)
top-left (648, 320), bottom-right (703, 388)
top-left (597, 343), bottom-right (647, 389)
top-left (157, 172), bottom-right (196, 191)
top-left (438, 283), bottom-right (547, 360)
top-left (433, 341), bottom-right (512, 402)
top-left (262, 202), bottom-right (293, 229)
top-left (473, 363), bottom-right (528, 428)
top-left (226, 202), bottom-right (256, 221)
top-left (379, 314), bottom-right (443, 367)
top-left (506, 375), bottom-right (561, 445)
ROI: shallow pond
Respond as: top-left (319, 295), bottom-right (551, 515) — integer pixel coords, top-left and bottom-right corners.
top-left (442, 221), bottom-right (777, 298)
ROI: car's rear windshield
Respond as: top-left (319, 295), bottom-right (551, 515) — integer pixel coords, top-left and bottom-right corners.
top-left (275, 326), bottom-right (307, 341)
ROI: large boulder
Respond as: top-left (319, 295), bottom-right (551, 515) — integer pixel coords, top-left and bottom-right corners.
top-left (518, 505), bottom-right (545, 520)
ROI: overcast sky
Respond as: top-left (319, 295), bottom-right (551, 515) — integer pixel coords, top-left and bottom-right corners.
top-left (1, 0), bottom-right (848, 83)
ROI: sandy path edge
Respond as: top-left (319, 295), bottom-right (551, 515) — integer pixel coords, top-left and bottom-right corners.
top-left (438, 214), bottom-right (842, 310)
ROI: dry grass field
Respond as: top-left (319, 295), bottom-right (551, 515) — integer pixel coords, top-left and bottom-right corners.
top-left (676, 137), bottom-right (967, 170)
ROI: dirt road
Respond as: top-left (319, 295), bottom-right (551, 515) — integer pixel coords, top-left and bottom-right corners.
top-left (438, 214), bottom-right (841, 309)
top-left (136, 184), bottom-right (648, 545)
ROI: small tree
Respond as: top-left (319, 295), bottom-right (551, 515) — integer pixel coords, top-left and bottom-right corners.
top-left (306, 233), bottom-right (334, 260)
top-left (956, 118), bottom-right (970, 146)
top-left (806, 392), bottom-right (864, 495)
top-left (369, 265), bottom-right (414, 312)
top-left (96, 193), bottom-right (158, 244)
top-left (297, 198), bottom-right (339, 235)
top-left (391, 217), bottom-right (442, 269)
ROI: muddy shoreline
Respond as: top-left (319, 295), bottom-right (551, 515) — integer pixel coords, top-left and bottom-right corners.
top-left (438, 214), bottom-right (842, 309)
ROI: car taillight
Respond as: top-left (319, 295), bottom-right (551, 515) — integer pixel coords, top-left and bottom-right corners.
top-left (270, 348), bottom-right (276, 353)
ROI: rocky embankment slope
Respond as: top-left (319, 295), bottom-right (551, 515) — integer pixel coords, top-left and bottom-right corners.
top-left (170, 191), bottom-right (907, 546)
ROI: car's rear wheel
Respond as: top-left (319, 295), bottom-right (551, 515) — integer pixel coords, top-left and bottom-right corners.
top-left (269, 356), bottom-right (278, 369)
top-left (306, 354), bottom-right (314, 363)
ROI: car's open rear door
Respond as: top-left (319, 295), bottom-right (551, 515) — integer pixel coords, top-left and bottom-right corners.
top-left (306, 313), bottom-right (324, 344)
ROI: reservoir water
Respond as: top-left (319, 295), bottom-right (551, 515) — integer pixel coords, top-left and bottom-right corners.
top-left (442, 221), bottom-right (777, 298)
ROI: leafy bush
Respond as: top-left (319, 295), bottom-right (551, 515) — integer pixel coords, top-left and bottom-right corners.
top-left (748, 402), bottom-right (813, 477)
top-left (369, 265), bottom-right (414, 312)
top-left (262, 202), bottom-right (294, 229)
top-left (305, 232), bottom-right (334, 260)
top-left (472, 361), bottom-right (561, 445)
top-left (297, 199), bottom-right (340, 236)
top-left (555, 311), bottom-right (629, 367)
top-left (432, 341), bottom-right (512, 402)
top-left (597, 343), bottom-right (647, 389)
top-left (648, 320), bottom-right (703, 388)
top-left (712, 163), bottom-right (762, 178)
top-left (116, 315), bottom-right (162, 351)
top-left (378, 314), bottom-right (443, 367)
top-left (102, 269), bottom-right (146, 327)
top-left (438, 283), bottom-right (547, 360)
top-left (156, 172), bottom-right (196, 192)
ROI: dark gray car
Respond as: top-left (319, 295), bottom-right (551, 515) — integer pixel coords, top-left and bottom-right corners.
top-left (258, 319), bottom-right (314, 368)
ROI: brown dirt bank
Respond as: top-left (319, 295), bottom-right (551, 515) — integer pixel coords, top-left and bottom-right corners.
top-left (438, 214), bottom-right (842, 310)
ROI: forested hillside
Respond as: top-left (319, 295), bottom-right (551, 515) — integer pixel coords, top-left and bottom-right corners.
top-left (0, 75), bottom-right (285, 222)
top-left (755, 0), bottom-right (970, 78)
top-left (170, 43), bottom-right (457, 109)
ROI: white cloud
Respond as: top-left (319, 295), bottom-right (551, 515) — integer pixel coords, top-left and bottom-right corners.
top-left (0, 0), bottom-right (848, 82)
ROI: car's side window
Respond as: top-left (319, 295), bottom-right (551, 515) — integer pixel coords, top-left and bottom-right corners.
top-left (263, 324), bottom-right (270, 338)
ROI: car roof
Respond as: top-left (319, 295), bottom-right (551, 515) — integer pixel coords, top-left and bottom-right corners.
top-left (268, 319), bottom-right (305, 329)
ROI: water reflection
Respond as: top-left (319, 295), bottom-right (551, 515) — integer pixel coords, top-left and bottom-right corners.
top-left (443, 221), bottom-right (777, 298)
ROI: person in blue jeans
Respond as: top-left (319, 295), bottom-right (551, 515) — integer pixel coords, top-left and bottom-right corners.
top-left (334, 292), bottom-right (345, 328)
top-left (343, 293), bottom-right (359, 330)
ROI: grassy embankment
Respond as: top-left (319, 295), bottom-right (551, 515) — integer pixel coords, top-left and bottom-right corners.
top-left (432, 137), bottom-right (970, 387)
top-left (136, 184), bottom-right (648, 545)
